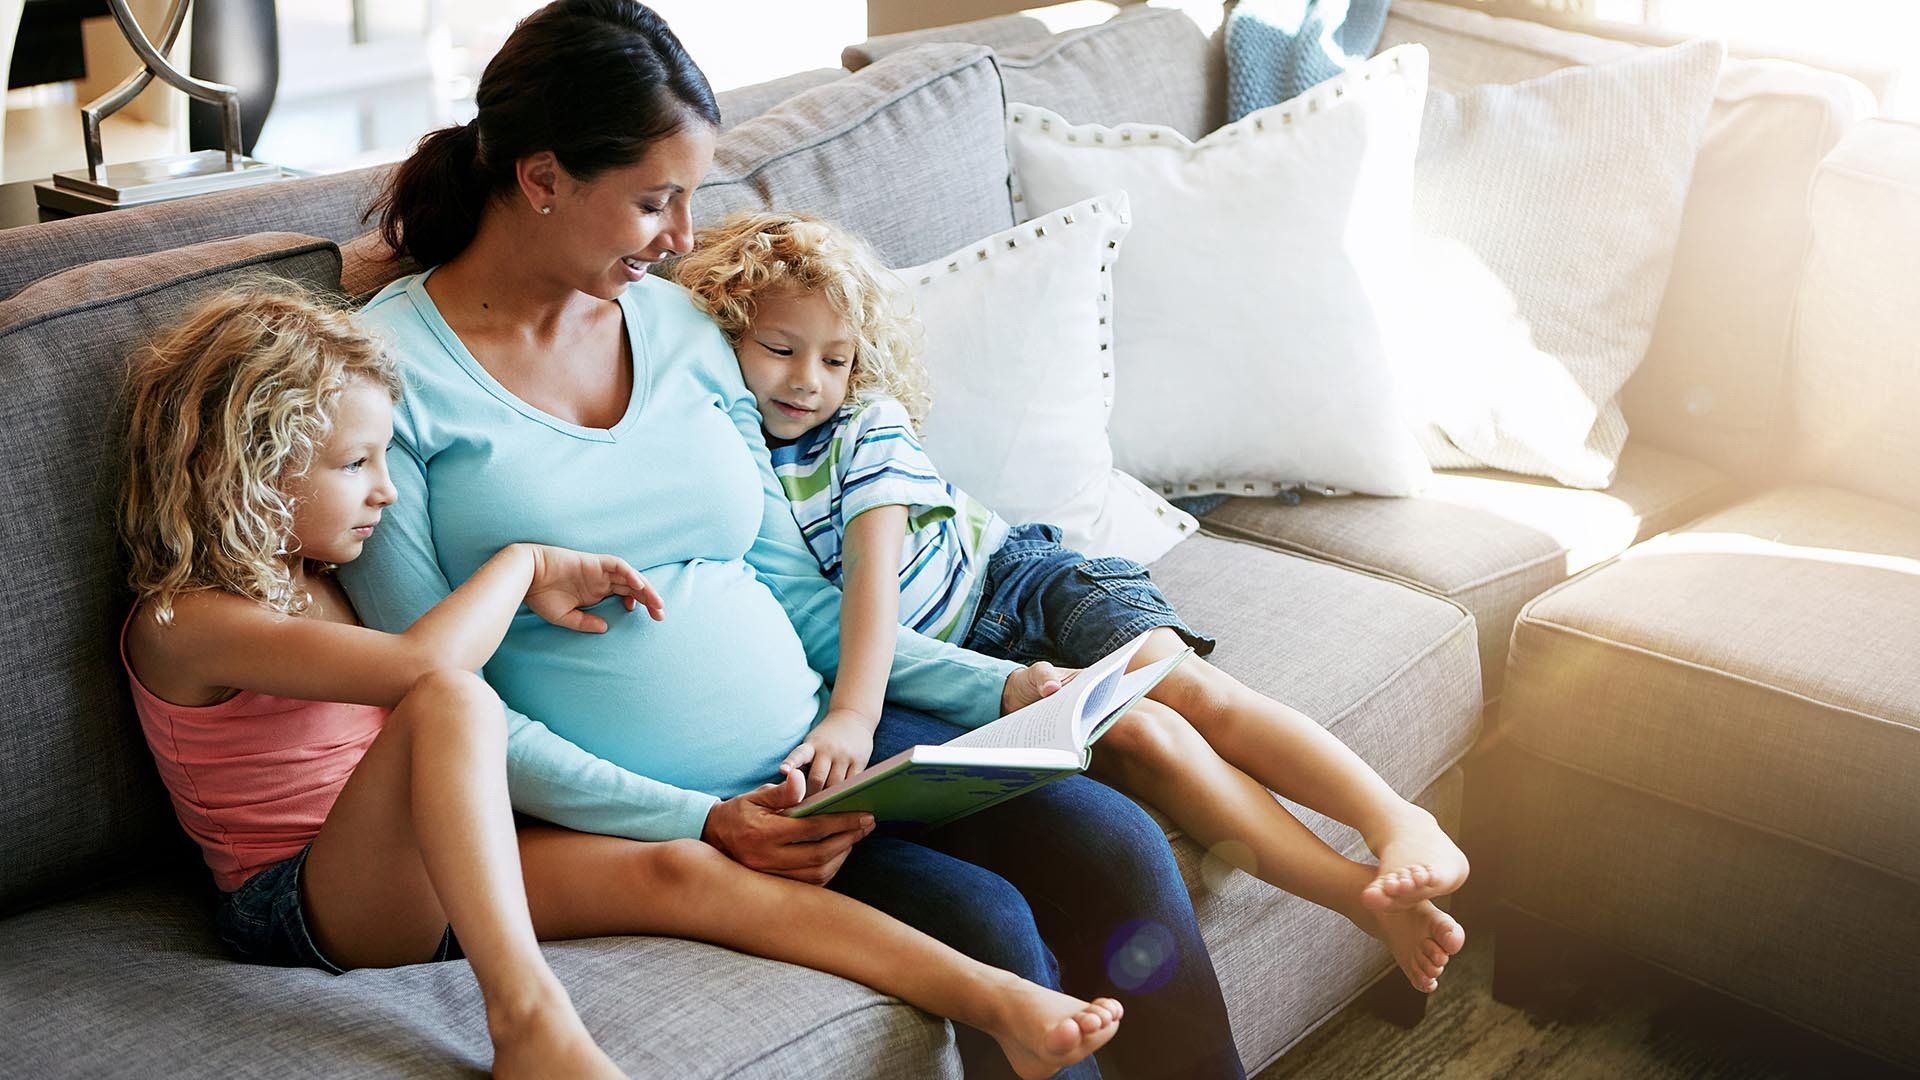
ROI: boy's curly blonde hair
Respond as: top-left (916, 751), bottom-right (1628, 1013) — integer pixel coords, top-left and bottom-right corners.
top-left (119, 282), bottom-right (402, 625)
top-left (674, 211), bottom-right (932, 427)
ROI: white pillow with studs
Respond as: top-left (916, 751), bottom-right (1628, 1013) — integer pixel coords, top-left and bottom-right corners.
top-left (1006, 44), bottom-right (1433, 497)
top-left (899, 190), bottom-right (1198, 565)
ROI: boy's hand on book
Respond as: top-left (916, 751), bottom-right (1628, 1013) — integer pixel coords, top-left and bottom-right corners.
top-left (524, 544), bottom-right (666, 632)
top-left (700, 770), bottom-right (874, 885)
top-left (780, 710), bottom-right (876, 794)
top-left (1001, 661), bottom-right (1074, 716)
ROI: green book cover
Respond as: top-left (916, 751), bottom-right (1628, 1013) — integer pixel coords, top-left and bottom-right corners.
top-left (789, 631), bottom-right (1190, 827)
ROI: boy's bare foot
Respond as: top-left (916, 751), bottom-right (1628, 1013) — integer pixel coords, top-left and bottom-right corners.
top-left (1355, 900), bottom-right (1465, 993)
top-left (488, 989), bottom-right (627, 1080)
top-left (985, 977), bottom-right (1124, 1080)
top-left (1361, 808), bottom-right (1470, 911)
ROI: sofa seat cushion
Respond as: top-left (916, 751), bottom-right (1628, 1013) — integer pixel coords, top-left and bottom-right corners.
top-left (1148, 534), bottom-right (1483, 801)
top-left (0, 234), bottom-right (346, 916)
top-left (1134, 537), bottom-right (1479, 1067)
top-left (1169, 768), bottom-right (1465, 1073)
top-left (1199, 442), bottom-right (1736, 700)
top-left (1503, 486), bottom-right (1920, 884)
top-left (0, 874), bottom-right (958, 1079)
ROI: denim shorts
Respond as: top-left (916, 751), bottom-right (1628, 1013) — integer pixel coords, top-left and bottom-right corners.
top-left (213, 843), bottom-right (460, 974)
top-left (960, 522), bottom-right (1216, 668)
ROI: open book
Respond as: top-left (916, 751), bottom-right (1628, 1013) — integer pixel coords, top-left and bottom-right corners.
top-left (789, 630), bottom-right (1190, 827)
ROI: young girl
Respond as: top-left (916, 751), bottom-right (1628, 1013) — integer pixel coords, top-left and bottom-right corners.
top-left (678, 212), bottom-right (1473, 996)
top-left (119, 284), bottom-right (1122, 1080)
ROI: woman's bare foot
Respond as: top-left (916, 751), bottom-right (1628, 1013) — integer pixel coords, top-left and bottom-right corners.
top-left (1354, 900), bottom-right (1465, 993)
top-left (1361, 808), bottom-right (1470, 911)
top-left (983, 976), bottom-right (1124, 1080)
top-left (488, 987), bottom-right (627, 1080)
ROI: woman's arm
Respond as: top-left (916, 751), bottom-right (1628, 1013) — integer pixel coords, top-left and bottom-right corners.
top-left (334, 428), bottom-right (718, 841)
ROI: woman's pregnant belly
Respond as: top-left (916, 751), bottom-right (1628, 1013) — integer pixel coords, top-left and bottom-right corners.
top-left (484, 557), bottom-right (825, 799)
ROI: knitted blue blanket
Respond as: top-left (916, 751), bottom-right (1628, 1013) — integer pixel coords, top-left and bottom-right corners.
top-left (1225, 0), bottom-right (1395, 122)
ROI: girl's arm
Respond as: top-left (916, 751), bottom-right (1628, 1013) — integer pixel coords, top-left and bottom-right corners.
top-left (156, 543), bottom-right (659, 710)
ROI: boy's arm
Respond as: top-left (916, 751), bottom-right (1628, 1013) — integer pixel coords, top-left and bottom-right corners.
top-left (718, 385), bottom-right (1018, 729)
top-left (825, 505), bottom-right (908, 724)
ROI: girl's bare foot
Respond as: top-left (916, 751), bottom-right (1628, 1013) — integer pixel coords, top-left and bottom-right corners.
top-left (1361, 808), bottom-right (1470, 911)
top-left (984, 976), bottom-right (1124, 1080)
top-left (488, 987), bottom-right (627, 1080)
top-left (1354, 900), bottom-right (1465, 993)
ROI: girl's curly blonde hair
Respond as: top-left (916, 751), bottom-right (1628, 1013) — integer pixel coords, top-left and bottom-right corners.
top-left (119, 282), bottom-right (402, 624)
top-left (673, 210), bottom-right (932, 427)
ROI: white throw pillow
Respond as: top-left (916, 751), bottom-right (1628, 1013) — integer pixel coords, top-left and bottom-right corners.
top-left (898, 191), bottom-right (1199, 564)
top-left (1395, 40), bottom-right (1725, 488)
top-left (1006, 45), bottom-right (1434, 498)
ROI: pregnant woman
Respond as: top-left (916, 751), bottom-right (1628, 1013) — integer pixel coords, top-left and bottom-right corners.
top-left (340, 3), bottom-right (1242, 1078)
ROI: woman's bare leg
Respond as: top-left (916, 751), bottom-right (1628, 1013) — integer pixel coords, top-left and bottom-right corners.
top-left (1134, 629), bottom-right (1469, 910)
top-left (516, 827), bottom-right (1121, 1079)
top-left (1090, 698), bottom-right (1463, 992)
top-left (302, 669), bottom-right (622, 1079)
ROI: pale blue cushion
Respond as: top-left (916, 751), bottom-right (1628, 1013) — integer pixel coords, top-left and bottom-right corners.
top-left (1226, 0), bottom-right (1393, 121)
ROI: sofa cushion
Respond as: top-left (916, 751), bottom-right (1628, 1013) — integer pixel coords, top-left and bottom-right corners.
top-left (0, 233), bottom-right (344, 916)
top-left (1147, 533), bottom-right (1479, 1067)
top-left (1172, 767), bottom-right (1465, 1073)
top-left (997, 6), bottom-right (1224, 140)
top-left (1503, 485), bottom-right (1920, 884)
top-left (715, 67), bottom-right (846, 130)
top-left (1199, 442), bottom-right (1737, 700)
top-left (696, 43), bottom-right (1016, 269)
top-left (1381, 0), bottom-right (1872, 483)
top-left (1789, 119), bottom-right (1920, 515)
top-left (0, 168), bottom-right (386, 303)
top-left (0, 873), bottom-right (958, 1078)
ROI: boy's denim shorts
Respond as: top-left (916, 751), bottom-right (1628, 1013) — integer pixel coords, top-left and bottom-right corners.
top-left (960, 522), bottom-right (1216, 669)
top-left (213, 843), bottom-right (460, 974)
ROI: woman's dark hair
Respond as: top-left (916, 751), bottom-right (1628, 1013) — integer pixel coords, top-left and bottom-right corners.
top-left (372, 0), bottom-right (719, 268)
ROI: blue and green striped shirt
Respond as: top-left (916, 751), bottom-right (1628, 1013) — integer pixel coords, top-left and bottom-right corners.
top-left (771, 397), bottom-right (1008, 642)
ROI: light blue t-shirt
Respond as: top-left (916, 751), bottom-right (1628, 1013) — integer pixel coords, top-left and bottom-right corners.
top-left (339, 271), bottom-right (1017, 842)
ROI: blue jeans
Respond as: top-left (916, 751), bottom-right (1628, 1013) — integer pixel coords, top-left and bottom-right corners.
top-left (829, 708), bottom-right (1245, 1080)
top-left (962, 523), bottom-right (1216, 668)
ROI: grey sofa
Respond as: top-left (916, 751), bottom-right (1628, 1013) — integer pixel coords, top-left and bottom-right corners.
top-left (0, 3), bottom-right (1907, 1076)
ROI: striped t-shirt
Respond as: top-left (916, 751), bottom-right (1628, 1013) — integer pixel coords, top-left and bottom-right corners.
top-left (771, 396), bottom-right (1009, 642)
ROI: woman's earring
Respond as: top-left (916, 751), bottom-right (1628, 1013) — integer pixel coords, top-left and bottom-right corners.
top-left (539, 206), bottom-right (552, 216)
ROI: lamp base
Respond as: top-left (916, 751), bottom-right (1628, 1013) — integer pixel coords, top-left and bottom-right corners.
top-left (35, 149), bottom-right (289, 214)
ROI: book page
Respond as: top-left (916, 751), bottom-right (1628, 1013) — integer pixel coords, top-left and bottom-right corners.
top-left (945, 630), bottom-right (1154, 753)
top-left (945, 676), bottom-right (1088, 752)
top-left (1076, 651), bottom-right (1188, 746)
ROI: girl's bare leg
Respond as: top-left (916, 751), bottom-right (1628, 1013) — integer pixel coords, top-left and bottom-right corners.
top-left (1090, 699), bottom-right (1463, 993)
top-left (516, 827), bottom-right (1122, 1079)
top-left (1134, 629), bottom-right (1470, 911)
top-left (302, 669), bottom-right (623, 1079)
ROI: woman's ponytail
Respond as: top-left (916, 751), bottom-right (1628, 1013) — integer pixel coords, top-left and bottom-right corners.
top-left (372, 121), bottom-right (488, 269)
top-left (366, 1), bottom-right (719, 270)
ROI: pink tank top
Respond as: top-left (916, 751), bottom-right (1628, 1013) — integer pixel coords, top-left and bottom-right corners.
top-left (120, 613), bottom-right (388, 891)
